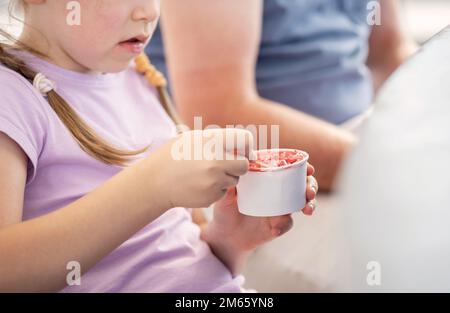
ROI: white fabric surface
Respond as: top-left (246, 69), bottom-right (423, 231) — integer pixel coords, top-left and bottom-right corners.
top-left (334, 26), bottom-right (450, 292)
top-left (243, 26), bottom-right (450, 292)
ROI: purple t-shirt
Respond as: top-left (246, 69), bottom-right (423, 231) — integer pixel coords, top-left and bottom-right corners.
top-left (0, 51), bottom-right (245, 292)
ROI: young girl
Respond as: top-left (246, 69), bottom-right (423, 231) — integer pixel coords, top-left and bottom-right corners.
top-left (0, 0), bottom-right (317, 292)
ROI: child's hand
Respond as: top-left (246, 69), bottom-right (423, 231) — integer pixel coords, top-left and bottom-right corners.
top-left (151, 129), bottom-right (253, 209)
top-left (204, 164), bottom-right (317, 252)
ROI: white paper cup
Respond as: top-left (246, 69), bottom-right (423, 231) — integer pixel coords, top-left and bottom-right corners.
top-left (237, 149), bottom-right (309, 217)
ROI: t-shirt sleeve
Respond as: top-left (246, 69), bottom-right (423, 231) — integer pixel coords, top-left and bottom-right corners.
top-left (0, 69), bottom-right (48, 184)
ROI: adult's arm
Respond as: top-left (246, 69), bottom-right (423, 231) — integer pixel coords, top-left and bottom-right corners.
top-left (367, 0), bottom-right (418, 92)
top-left (160, 0), bottom-right (355, 191)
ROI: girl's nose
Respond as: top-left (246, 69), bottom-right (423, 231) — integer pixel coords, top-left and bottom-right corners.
top-left (132, 1), bottom-right (160, 23)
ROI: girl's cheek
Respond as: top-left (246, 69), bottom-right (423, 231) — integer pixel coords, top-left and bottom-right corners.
top-left (72, 17), bottom-right (122, 50)
top-left (94, 1), bottom-right (127, 30)
top-left (93, 17), bottom-right (127, 47)
top-left (67, 0), bottom-right (123, 40)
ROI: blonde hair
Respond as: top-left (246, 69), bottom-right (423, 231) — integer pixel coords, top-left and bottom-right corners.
top-left (0, 2), bottom-right (180, 166)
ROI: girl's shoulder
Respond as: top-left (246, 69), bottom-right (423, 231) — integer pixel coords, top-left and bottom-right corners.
top-left (0, 63), bottom-right (50, 140)
top-left (0, 62), bottom-right (52, 129)
top-left (0, 64), bottom-right (50, 184)
top-left (0, 63), bottom-right (50, 112)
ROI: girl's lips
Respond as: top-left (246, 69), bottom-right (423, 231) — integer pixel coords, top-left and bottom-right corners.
top-left (118, 34), bottom-right (149, 54)
top-left (118, 41), bottom-right (145, 54)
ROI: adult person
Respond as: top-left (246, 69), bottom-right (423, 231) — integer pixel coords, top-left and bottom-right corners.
top-left (146, 0), bottom-right (417, 190)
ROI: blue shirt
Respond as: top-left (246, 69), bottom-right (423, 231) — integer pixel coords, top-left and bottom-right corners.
top-left (147, 0), bottom-right (375, 124)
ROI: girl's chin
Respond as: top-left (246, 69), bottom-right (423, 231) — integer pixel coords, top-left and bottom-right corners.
top-left (96, 59), bottom-right (135, 74)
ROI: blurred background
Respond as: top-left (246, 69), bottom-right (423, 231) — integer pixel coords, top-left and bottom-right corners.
top-left (403, 0), bottom-right (450, 43)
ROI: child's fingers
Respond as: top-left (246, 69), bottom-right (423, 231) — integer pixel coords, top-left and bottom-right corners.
top-left (306, 175), bottom-right (318, 201)
top-left (307, 163), bottom-right (315, 176)
top-left (228, 187), bottom-right (237, 196)
top-left (222, 173), bottom-right (240, 189)
top-left (221, 157), bottom-right (250, 177)
top-left (269, 215), bottom-right (293, 237)
top-left (226, 187), bottom-right (238, 202)
top-left (307, 175), bottom-right (318, 194)
top-left (190, 128), bottom-right (254, 160)
top-left (214, 187), bottom-right (237, 210)
top-left (302, 199), bottom-right (317, 216)
top-left (306, 185), bottom-right (317, 202)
